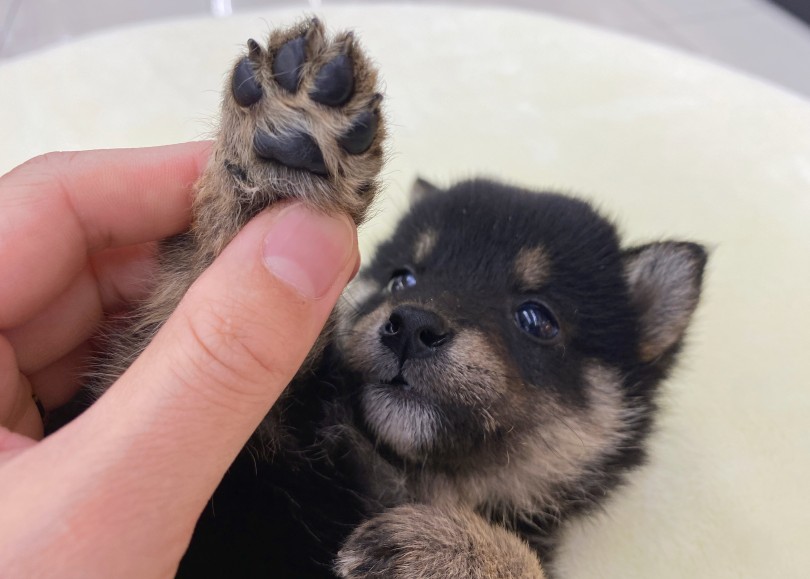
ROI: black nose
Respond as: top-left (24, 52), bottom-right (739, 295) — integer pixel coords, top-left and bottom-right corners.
top-left (380, 306), bottom-right (451, 363)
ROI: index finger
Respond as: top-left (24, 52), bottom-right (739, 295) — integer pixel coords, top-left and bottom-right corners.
top-left (0, 142), bottom-right (211, 328)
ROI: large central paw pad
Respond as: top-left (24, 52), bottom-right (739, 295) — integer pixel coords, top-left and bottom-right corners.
top-left (227, 19), bottom-right (382, 180)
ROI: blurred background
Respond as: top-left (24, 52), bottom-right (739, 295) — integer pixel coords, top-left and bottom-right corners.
top-left (0, 0), bottom-right (808, 98)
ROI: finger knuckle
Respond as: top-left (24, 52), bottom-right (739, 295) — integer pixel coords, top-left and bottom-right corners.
top-left (175, 302), bottom-right (291, 405)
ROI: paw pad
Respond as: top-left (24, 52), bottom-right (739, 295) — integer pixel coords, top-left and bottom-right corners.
top-left (310, 53), bottom-right (354, 107)
top-left (253, 129), bottom-right (327, 176)
top-left (232, 57), bottom-right (263, 107)
top-left (227, 25), bottom-right (381, 178)
top-left (340, 109), bottom-right (378, 155)
top-left (213, 18), bottom-right (385, 225)
top-left (272, 36), bottom-right (306, 93)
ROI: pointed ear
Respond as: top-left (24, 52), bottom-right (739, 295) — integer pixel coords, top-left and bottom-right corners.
top-left (410, 177), bottom-right (441, 203)
top-left (624, 242), bottom-right (708, 362)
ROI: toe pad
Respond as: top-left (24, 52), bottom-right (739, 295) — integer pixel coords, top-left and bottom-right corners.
top-left (340, 111), bottom-right (378, 155)
top-left (273, 37), bottom-right (307, 93)
top-left (310, 54), bottom-right (354, 107)
top-left (232, 57), bottom-right (263, 107)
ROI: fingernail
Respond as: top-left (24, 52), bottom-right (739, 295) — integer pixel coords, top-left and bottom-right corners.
top-left (262, 204), bottom-right (355, 299)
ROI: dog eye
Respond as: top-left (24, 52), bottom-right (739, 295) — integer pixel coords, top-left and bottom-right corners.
top-left (515, 302), bottom-right (559, 341)
top-left (388, 268), bottom-right (416, 293)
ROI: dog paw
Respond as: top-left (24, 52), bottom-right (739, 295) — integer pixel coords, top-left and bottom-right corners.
top-left (335, 505), bottom-right (545, 579)
top-left (195, 18), bottom-right (385, 248)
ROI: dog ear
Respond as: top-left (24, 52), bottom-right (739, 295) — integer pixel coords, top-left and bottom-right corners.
top-left (410, 177), bottom-right (441, 203)
top-left (623, 242), bottom-right (708, 362)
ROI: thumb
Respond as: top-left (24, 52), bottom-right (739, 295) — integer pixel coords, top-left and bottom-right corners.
top-left (104, 201), bottom-right (358, 473)
top-left (0, 203), bottom-right (358, 576)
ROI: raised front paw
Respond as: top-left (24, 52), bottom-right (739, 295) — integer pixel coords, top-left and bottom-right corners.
top-left (336, 505), bottom-right (545, 579)
top-left (195, 18), bottom-right (385, 248)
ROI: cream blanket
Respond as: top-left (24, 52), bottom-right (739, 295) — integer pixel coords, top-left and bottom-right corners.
top-left (1, 5), bottom-right (808, 577)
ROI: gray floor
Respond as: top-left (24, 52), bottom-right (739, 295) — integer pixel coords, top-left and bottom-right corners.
top-left (1, 0), bottom-right (809, 98)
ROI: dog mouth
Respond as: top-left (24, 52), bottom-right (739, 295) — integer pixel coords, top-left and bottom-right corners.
top-left (381, 373), bottom-right (411, 389)
top-left (368, 371), bottom-right (434, 406)
top-left (374, 373), bottom-right (425, 403)
top-left (359, 370), bottom-right (441, 461)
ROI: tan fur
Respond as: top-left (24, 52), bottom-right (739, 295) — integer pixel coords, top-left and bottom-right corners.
top-left (624, 243), bottom-right (704, 361)
top-left (413, 229), bottom-right (438, 263)
top-left (514, 246), bottom-right (551, 290)
top-left (406, 363), bottom-right (634, 514)
top-left (338, 297), bottom-right (397, 378)
top-left (335, 275), bottom-right (380, 338)
top-left (337, 504), bottom-right (545, 579)
top-left (438, 330), bottom-right (507, 434)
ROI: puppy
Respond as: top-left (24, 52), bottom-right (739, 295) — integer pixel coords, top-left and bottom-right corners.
top-left (330, 179), bottom-right (706, 578)
top-left (51, 19), bottom-right (707, 579)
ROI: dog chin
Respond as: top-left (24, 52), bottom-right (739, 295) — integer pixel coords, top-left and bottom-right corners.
top-left (360, 381), bottom-right (440, 461)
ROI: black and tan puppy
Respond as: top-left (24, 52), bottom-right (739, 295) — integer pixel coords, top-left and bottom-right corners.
top-left (51, 19), bottom-right (707, 579)
top-left (331, 180), bottom-right (706, 578)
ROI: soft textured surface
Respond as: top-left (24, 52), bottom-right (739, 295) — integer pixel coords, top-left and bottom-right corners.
top-left (1, 5), bottom-right (809, 577)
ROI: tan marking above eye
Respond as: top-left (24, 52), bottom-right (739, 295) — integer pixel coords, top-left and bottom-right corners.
top-left (514, 246), bottom-right (552, 290)
top-left (414, 229), bottom-right (438, 263)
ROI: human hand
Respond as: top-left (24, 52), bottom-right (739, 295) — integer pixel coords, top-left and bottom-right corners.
top-left (0, 143), bottom-right (359, 576)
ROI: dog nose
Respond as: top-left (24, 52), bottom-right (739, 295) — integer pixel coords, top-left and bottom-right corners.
top-left (380, 305), bottom-right (451, 363)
